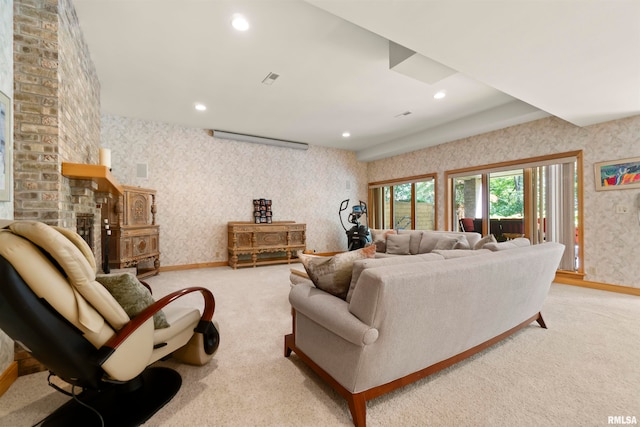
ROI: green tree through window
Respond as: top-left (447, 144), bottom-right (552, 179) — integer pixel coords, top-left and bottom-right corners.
top-left (490, 175), bottom-right (523, 217)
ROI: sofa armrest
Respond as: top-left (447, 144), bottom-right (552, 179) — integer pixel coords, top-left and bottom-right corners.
top-left (289, 284), bottom-right (379, 346)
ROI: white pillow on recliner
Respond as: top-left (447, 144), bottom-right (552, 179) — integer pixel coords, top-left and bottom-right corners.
top-left (9, 221), bottom-right (130, 330)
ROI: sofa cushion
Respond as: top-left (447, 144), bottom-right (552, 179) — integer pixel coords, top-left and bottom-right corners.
top-left (96, 273), bottom-right (170, 329)
top-left (397, 230), bottom-right (423, 254)
top-left (433, 235), bottom-right (468, 250)
top-left (418, 232), bottom-right (439, 253)
top-left (385, 234), bottom-right (411, 255)
top-left (473, 234), bottom-right (497, 250)
top-left (347, 252), bottom-right (445, 302)
top-left (297, 245), bottom-right (376, 300)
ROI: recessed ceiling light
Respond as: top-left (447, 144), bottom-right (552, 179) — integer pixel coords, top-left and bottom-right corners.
top-left (231, 14), bottom-right (250, 31)
top-left (195, 103), bottom-right (207, 111)
top-left (434, 90), bottom-right (446, 100)
top-left (342, 132), bottom-right (351, 138)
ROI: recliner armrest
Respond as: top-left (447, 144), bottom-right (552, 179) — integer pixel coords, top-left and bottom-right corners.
top-left (97, 287), bottom-right (216, 365)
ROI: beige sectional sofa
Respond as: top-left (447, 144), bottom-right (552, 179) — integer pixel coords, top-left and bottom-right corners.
top-left (285, 240), bottom-right (564, 427)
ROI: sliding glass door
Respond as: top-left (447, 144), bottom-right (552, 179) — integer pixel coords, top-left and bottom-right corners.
top-left (489, 170), bottom-right (524, 239)
top-left (447, 151), bottom-right (582, 273)
top-left (453, 174), bottom-right (484, 234)
top-left (529, 162), bottom-right (578, 271)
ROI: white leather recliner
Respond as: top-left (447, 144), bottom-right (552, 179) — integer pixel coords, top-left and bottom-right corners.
top-left (0, 220), bottom-right (220, 426)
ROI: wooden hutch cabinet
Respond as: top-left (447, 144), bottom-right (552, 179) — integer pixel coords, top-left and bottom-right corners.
top-left (102, 185), bottom-right (160, 278)
top-left (227, 221), bottom-right (306, 269)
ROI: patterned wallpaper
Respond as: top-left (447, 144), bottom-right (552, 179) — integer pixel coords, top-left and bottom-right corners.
top-left (101, 115), bottom-right (368, 267)
top-left (368, 115), bottom-right (640, 288)
top-left (102, 114), bottom-right (640, 288)
top-left (0, 0), bottom-right (12, 220)
top-left (0, 0), bottom-right (13, 377)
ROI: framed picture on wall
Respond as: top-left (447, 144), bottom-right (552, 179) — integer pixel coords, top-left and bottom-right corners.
top-left (594, 156), bottom-right (640, 191)
top-left (0, 90), bottom-right (11, 201)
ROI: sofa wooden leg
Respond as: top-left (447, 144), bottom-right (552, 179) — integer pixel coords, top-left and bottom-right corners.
top-left (347, 393), bottom-right (367, 427)
top-left (284, 333), bottom-right (294, 357)
top-left (536, 312), bottom-right (547, 329)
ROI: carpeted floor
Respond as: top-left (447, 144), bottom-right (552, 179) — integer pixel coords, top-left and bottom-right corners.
top-left (1, 264), bottom-right (639, 427)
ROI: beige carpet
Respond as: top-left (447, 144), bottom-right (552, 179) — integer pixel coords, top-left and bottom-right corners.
top-left (1, 264), bottom-right (639, 427)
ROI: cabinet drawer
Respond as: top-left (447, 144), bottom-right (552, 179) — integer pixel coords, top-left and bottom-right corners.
top-left (255, 231), bottom-right (287, 247)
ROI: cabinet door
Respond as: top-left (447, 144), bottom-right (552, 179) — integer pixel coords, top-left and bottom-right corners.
top-left (132, 235), bottom-right (151, 257)
top-left (126, 192), bottom-right (152, 226)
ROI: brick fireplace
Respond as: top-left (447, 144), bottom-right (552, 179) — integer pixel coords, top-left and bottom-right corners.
top-left (12, 0), bottom-right (103, 265)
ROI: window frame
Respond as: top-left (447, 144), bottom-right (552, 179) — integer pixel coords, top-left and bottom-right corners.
top-left (368, 173), bottom-right (437, 231)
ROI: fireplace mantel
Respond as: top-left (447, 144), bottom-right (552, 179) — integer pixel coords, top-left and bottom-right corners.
top-left (61, 162), bottom-right (123, 195)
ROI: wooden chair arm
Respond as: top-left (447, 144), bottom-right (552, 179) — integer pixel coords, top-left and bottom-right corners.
top-left (97, 287), bottom-right (215, 365)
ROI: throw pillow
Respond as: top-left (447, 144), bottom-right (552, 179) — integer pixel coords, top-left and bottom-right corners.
top-left (370, 229), bottom-right (395, 253)
top-left (473, 234), bottom-right (497, 250)
top-left (452, 235), bottom-right (470, 250)
top-left (297, 245), bottom-right (376, 300)
top-left (96, 273), bottom-right (170, 329)
top-left (385, 234), bottom-right (411, 255)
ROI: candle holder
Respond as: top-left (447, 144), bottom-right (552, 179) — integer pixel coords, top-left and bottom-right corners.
top-left (103, 219), bottom-right (111, 274)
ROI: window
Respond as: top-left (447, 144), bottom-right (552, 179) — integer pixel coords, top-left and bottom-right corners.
top-left (447, 151), bottom-right (583, 273)
top-left (369, 174), bottom-right (436, 231)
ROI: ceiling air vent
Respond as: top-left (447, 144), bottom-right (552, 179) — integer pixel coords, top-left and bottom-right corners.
top-left (262, 72), bottom-right (280, 85)
top-left (394, 111), bottom-right (412, 118)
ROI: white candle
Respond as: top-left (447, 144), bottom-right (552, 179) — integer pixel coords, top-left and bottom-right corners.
top-left (99, 148), bottom-right (111, 169)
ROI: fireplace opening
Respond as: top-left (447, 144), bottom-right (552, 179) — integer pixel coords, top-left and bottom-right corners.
top-left (76, 213), bottom-right (94, 252)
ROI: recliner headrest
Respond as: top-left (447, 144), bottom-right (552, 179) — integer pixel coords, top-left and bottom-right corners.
top-left (7, 221), bottom-right (129, 330)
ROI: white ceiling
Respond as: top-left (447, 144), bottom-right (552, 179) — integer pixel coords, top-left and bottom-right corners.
top-left (72, 0), bottom-right (640, 162)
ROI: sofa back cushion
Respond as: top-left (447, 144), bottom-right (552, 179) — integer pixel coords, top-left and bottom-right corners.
top-left (397, 230), bottom-right (423, 254)
top-left (385, 234), bottom-right (411, 255)
top-left (418, 231), bottom-right (478, 253)
top-left (347, 253), bottom-right (444, 303)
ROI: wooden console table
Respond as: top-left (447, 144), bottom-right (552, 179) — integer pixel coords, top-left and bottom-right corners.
top-left (227, 221), bottom-right (306, 269)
